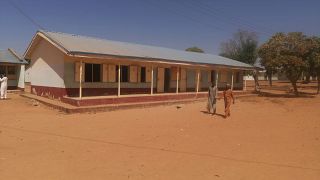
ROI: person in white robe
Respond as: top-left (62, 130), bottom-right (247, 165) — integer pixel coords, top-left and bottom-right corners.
top-left (0, 73), bottom-right (8, 99)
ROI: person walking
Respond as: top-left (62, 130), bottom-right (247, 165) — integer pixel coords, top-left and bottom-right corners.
top-left (207, 82), bottom-right (218, 115)
top-left (223, 84), bottom-right (235, 118)
top-left (0, 73), bottom-right (8, 99)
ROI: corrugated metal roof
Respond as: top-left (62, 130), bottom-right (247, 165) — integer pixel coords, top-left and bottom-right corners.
top-left (40, 30), bottom-right (253, 69)
top-left (0, 49), bottom-right (28, 64)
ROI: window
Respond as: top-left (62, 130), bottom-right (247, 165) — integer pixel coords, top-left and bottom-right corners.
top-left (0, 65), bottom-right (17, 80)
top-left (85, 63), bottom-right (101, 82)
top-left (85, 63), bottom-right (92, 82)
top-left (235, 72), bottom-right (241, 83)
top-left (7, 66), bottom-right (16, 75)
top-left (0, 66), bottom-right (6, 75)
top-left (140, 67), bottom-right (146, 83)
top-left (0, 66), bottom-right (16, 75)
top-left (116, 65), bottom-right (129, 82)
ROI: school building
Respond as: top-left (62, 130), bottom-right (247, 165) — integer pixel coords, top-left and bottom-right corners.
top-left (0, 49), bottom-right (28, 90)
top-left (24, 30), bottom-right (253, 106)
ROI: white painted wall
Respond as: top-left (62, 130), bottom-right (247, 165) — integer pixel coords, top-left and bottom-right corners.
top-left (30, 39), bottom-right (65, 88)
top-left (244, 72), bottom-right (279, 81)
top-left (243, 75), bottom-right (255, 81)
top-left (17, 65), bottom-right (25, 88)
top-left (24, 66), bottom-right (31, 83)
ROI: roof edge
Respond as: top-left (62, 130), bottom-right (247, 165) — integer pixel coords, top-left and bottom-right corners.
top-left (24, 30), bottom-right (71, 59)
top-left (38, 30), bottom-right (70, 54)
top-left (8, 48), bottom-right (22, 60)
top-left (70, 51), bottom-right (254, 70)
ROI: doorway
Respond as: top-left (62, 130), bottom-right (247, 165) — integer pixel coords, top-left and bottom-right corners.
top-left (211, 70), bottom-right (217, 84)
top-left (164, 68), bottom-right (171, 92)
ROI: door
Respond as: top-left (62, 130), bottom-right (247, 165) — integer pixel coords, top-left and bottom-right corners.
top-left (157, 67), bottom-right (164, 93)
top-left (180, 68), bottom-right (187, 92)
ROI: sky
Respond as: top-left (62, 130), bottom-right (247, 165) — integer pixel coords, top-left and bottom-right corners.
top-left (0, 0), bottom-right (319, 55)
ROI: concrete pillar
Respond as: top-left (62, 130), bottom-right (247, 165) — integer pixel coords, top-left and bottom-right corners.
top-left (79, 59), bottom-right (83, 99)
top-left (151, 66), bottom-right (154, 95)
top-left (215, 71), bottom-right (219, 88)
top-left (118, 64), bottom-right (121, 97)
top-left (244, 73), bottom-right (247, 91)
top-left (231, 71), bottom-right (234, 90)
top-left (176, 67), bottom-right (179, 94)
top-left (196, 70), bottom-right (200, 93)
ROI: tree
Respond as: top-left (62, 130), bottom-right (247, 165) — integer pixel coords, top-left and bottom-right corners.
top-left (264, 66), bottom-right (277, 86)
top-left (185, 46), bottom-right (204, 53)
top-left (220, 30), bottom-right (258, 65)
top-left (219, 30), bottom-right (260, 91)
top-left (305, 36), bottom-right (320, 93)
top-left (315, 54), bottom-right (320, 94)
top-left (259, 32), bottom-right (308, 95)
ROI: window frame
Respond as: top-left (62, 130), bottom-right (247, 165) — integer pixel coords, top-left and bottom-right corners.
top-left (116, 65), bottom-right (130, 83)
top-left (0, 65), bottom-right (17, 80)
top-left (235, 72), bottom-right (241, 83)
top-left (84, 63), bottom-right (101, 83)
top-left (140, 67), bottom-right (146, 83)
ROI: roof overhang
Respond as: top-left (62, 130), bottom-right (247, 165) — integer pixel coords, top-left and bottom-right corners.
top-left (24, 31), bottom-right (69, 59)
top-left (69, 51), bottom-right (254, 70)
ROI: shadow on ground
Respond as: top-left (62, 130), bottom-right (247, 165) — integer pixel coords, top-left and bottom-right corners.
top-left (258, 91), bottom-right (316, 98)
top-left (200, 111), bottom-right (225, 118)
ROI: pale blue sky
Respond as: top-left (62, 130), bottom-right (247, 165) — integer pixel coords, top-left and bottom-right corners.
top-left (0, 0), bottom-right (319, 55)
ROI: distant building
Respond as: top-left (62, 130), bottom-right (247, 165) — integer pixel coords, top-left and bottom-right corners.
top-left (24, 30), bottom-right (253, 106)
top-left (243, 60), bottom-right (287, 81)
top-left (0, 49), bottom-right (28, 90)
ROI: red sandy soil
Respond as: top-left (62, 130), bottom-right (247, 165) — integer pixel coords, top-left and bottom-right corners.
top-left (0, 81), bottom-right (320, 180)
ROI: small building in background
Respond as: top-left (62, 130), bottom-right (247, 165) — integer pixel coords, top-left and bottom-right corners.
top-left (243, 60), bottom-right (288, 81)
top-left (0, 49), bottom-right (28, 90)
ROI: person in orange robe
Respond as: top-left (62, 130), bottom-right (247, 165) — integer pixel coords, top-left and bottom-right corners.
top-left (223, 84), bottom-right (235, 118)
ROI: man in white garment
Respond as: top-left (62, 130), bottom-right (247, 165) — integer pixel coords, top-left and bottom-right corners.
top-left (0, 73), bottom-right (8, 99)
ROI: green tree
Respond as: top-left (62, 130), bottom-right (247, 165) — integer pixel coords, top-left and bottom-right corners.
top-left (259, 32), bottom-right (308, 95)
top-left (315, 53), bottom-right (320, 94)
top-left (220, 30), bottom-right (260, 91)
top-left (185, 46), bottom-right (204, 53)
top-left (305, 36), bottom-right (320, 93)
top-left (264, 67), bottom-right (277, 86)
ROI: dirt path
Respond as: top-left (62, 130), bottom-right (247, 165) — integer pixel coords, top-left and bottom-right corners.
top-left (0, 92), bottom-right (320, 179)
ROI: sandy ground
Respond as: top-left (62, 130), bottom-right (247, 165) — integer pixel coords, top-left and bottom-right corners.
top-left (1, 82), bottom-right (320, 180)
